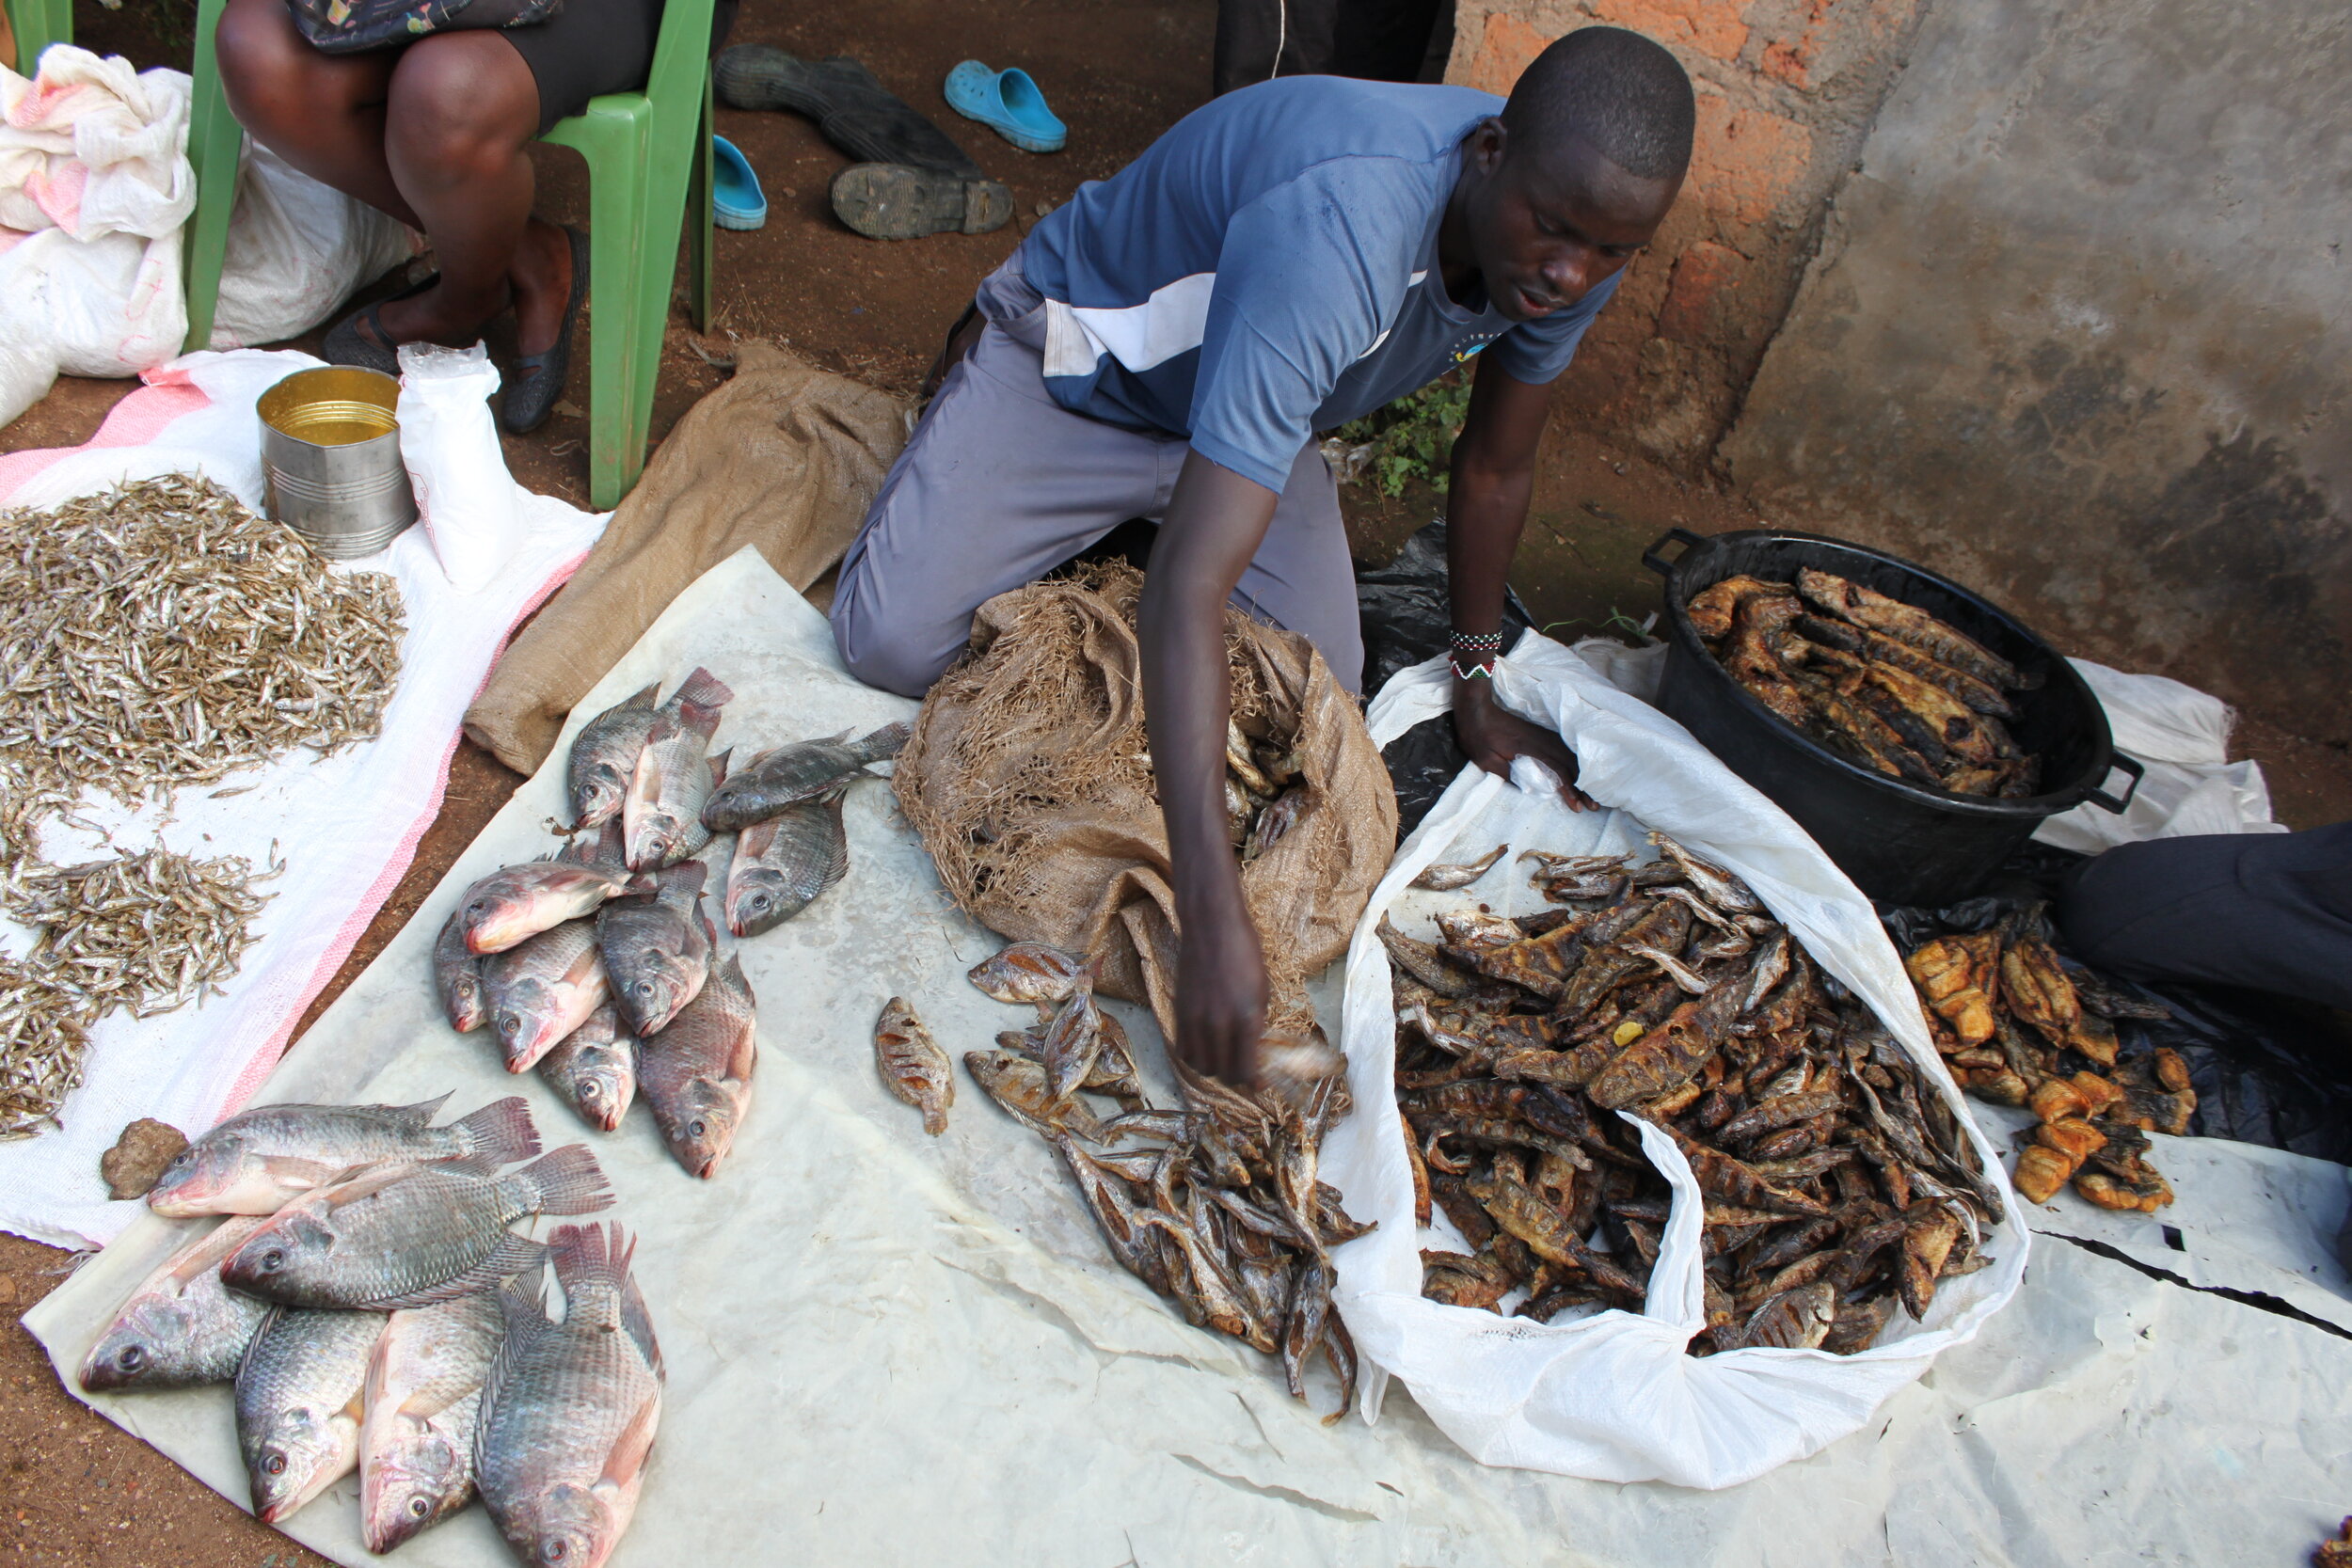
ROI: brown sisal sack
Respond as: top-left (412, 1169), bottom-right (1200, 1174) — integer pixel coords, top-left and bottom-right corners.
top-left (895, 565), bottom-right (1397, 1041)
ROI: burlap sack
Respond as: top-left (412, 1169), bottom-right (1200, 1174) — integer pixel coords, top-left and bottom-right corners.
top-left (464, 341), bottom-right (906, 773)
top-left (895, 565), bottom-right (1399, 1041)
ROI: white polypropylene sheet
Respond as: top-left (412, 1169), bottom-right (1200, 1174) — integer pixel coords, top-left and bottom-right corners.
top-left (1324, 635), bottom-right (2028, 1487)
top-left (0, 348), bottom-right (603, 1249)
top-left (24, 557), bottom-right (2352, 1566)
top-left (2035, 658), bottom-right (2288, 851)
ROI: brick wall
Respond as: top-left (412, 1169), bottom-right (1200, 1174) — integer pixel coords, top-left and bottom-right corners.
top-left (1447, 0), bottom-right (1924, 472)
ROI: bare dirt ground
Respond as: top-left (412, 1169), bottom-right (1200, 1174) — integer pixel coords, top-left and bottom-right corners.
top-left (3, 0), bottom-right (2348, 1560)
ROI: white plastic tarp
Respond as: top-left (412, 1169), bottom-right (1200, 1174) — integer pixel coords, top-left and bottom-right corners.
top-left (0, 348), bottom-right (603, 1249)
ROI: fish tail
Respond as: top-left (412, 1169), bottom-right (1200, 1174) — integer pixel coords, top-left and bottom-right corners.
top-left (452, 1095), bottom-right (541, 1166)
top-left (850, 720), bottom-right (913, 765)
top-left (707, 749), bottom-right (733, 787)
top-left (517, 1144), bottom-right (615, 1216)
top-left (547, 1220), bottom-right (635, 1299)
top-left (668, 667), bottom-right (735, 712)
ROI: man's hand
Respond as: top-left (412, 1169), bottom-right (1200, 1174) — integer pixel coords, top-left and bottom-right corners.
top-left (1170, 879), bottom-right (1271, 1086)
top-left (1453, 676), bottom-right (1596, 809)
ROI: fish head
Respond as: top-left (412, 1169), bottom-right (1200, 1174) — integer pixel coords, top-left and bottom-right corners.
top-left (441, 964), bottom-right (488, 1033)
top-left (724, 867), bottom-right (791, 938)
top-left (360, 1417), bottom-right (470, 1553)
top-left (571, 768), bottom-right (628, 833)
top-left (610, 953), bottom-right (693, 1037)
top-left (565, 1046), bottom-right (636, 1132)
top-left (246, 1399), bottom-right (355, 1523)
top-left (505, 1479), bottom-right (628, 1568)
top-left (147, 1135), bottom-right (322, 1217)
top-left (699, 776), bottom-right (755, 832)
top-left (496, 985), bottom-right (564, 1072)
top-left (78, 1294), bottom-right (190, 1391)
top-left (220, 1208), bottom-right (337, 1296)
top-left (624, 812), bottom-right (682, 875)
top-left (659, 1079), bottom-right (742, 1180)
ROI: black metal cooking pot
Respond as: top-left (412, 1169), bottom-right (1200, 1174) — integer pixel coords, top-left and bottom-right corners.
top-left (1641, 527), bottom-right (2141, 906)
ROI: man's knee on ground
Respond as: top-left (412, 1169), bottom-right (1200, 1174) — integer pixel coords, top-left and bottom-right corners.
top-left (830, 602), bottom-right (946, 701)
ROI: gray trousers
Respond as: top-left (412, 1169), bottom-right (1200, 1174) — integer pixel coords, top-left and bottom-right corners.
top-left (829, 276), bottom-right (1364, 698)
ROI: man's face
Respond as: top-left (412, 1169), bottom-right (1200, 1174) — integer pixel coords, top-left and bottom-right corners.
top-left (1461, 123), bottom-right (1680, 324)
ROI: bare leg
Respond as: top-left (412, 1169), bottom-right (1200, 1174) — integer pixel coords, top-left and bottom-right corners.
top-left (215, 0), bottom-right (417, 226)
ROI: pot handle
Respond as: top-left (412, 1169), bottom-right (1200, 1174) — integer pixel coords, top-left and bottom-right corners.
top-left (2084, 752), bottom-right (2144, 814)
top-left (1640, 527), bottom-right (1706, 578)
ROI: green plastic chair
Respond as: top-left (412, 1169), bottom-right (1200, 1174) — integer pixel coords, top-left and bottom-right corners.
top-left (183, 0), bottom-right (717, 509)
top-left (7, 0), bottom-right (73, 73)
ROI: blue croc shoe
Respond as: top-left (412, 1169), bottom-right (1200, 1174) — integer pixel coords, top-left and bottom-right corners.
top-left (943, 60), bottom-right (1065, 153)
top-left (712, 135), bottom-right (769, 230)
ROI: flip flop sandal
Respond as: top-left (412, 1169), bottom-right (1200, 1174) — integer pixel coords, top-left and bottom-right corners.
top-left (501, 226), bottom-right (589, 436)
top-left (322, 271), bottom-right (440, 374)
top-left (716, 45), bottom-right (984, 180)
top-left (830, 163), bottom-right (1012, 241)
top-left (943, 61), bottom-right (1065, 154)
top-left (712, 135), bottom-right (767, 230)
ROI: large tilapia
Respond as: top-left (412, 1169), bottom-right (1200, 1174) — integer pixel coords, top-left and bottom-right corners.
top-left (236, 1306), bottom-right (389, 1523)
top-left (873, 996), bottom-right (952, 1135)
top-left (623, 670), bottom-right (735, 870)
top-left (566, 682), bottom-right (661, 832)
top-left (148, 1095), bottom-right (539, 1218)
top-left (700, 721), bottom-right (908, 832)
top-left (221, 1146), bottom-right (612, 1309)
top-left (80, 1216), bottom-right (272, 1392)
top-left (597, 862), bottom-right (712, 1036)
top-left (538, 1003), bottom-right (640, 1132)
top-left (640, 953), bottom-right (755, 1179)
top-left (360, 1291), bottom-right (505, 1553)
top-left (485, 918), bottom-right (610, 1073)
top-left (453, 832), bottom-right (634, 957)
top-left (434, 909), bottom-right (487, 1033)
top-left (476, 1224), bottom-right (663, 1568)
top-left (723, 784), bottom-right (848, 937)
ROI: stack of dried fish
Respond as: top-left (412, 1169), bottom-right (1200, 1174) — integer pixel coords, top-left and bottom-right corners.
top-left (1382, 833), bottom-right (2003, 1354)
top-left (1690, 568), bottom-right (2038, 798)
top-left (1224, 719), bottom-right (1307, 861)
top-left (1903, 905), bottom-right (2187, 1212)
top-left (81, 1094), bottom-right (665, 1566)
top-left (947, 945), bottom-right (1370, 1418)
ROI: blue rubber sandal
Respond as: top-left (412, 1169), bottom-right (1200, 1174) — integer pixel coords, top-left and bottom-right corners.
top-left (712, 135), bottom-right (768, 230)
top-left (943, 60), bottom-right (1065, 154)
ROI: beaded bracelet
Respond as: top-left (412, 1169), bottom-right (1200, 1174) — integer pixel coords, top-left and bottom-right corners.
top-left (1449, 628), bottom-right (1504, 680)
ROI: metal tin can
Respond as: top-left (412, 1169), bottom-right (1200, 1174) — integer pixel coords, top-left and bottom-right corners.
top-left (257, 367), bottom-right (417, 559)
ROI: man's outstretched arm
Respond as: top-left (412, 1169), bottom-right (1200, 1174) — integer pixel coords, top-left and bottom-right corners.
top-left (1136, 453), bottom-right (1281, 1087)
top-left (1445, 358), bottom-right (1589, 799)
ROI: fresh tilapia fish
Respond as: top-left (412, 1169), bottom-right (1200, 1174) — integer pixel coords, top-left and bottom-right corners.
top-left (80, 1216), bottom-right (272, 1392)
top-left (237, 1306), bottom-right (389, 1523)
top-left (434, 909), bottom-right (487, 1032)
top-left (360, 1291), bottom-right (504, 1553)
top-left (873, 996), bottom-right (952, 1135)
top-left (149, 1095), bottom-right (539, 1218)
top-left (566, 681), bottom-right (661, 832)
top-left (700, 720), bottom-right (910, 832)
top-left (723, 784), bottom-right (848, 938)
top-left (221, 1146), bottom-right (612, 1309)
top-left (538, 1003), bottom-right (640, 1132)
top-left (1410, 844), bottom-right (1507, 891)
top-left (966, 941), bottom-right (1092, 1012)
top-left (476, 1224), bottom-right (663, 1568)
top-left (485, 918), bottom-right (610, 1072)
top-left (640, 953), bottom-right (756, 1179)
top-left (453, 834), bottom-right (634, 957)
top-left (624, 671), bottom-right (735, 870)
top-left (597, 861), bottom-right (712, 1035)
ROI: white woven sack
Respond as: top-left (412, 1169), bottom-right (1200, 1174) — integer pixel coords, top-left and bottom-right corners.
top-left (1322, 631), bottom-right (2028, 1488)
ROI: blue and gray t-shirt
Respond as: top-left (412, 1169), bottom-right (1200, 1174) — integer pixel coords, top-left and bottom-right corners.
top-left (1006, 75), bottom-right (1619, 495)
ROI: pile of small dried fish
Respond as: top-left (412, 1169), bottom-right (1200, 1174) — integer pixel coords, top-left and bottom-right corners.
top-left (0, 847), bottom-right (278, 1137)
top-left (84, 1095), bottom-right (663, 1565)
top-left (930, 945), bottom-right (1369, 1417)
top-left (1902, 904), bottom-right (2187, 1212)
top-left (0, 474), bottom-right (403, 855)
top-left (1223, 719), bottom-right (1308, 860)
top-left (1691, 568), bottom-right (2039, 798)
top-left (1383, 834), bottom-right (2004, 1354)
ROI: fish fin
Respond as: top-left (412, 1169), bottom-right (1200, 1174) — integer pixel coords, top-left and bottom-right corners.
top-left (167, 1214), bottom-right (269, 1286)
top-left (622, 1268), bottom-right (663, 1380)
top-left (361, 1320), bottom-right (395, 1418)
top-left (548, 1221), bottom-right (641, 1321)
top-left (236, 1305), bottom-right (285, 1388)
top-left (600, 1390), bottom-right (663, 1492)
top-left (361, 1231), bottom-right (548, 1310)
top-left (725, 1022), bottom-right (758, 1085)
top-left (722, 951), bottom-right (753, 1005)
top-left (474, 1266), bottom-right (550, 1461)
top-left (450, 1095), bottom-right (540, 1167)
top-left (618, 681), bottom-right (660, 710)
top-left (517, 1144), bottom-right (615, 1216)
top-left (667, 667), bottom-right (734, 712)
top-left (850, 720), bottom-right (913, 765)
top-left (320, 1161), bottom-right (437, 1209)
top-left (707, 748), bottom-right (733, 788)
top-left (392, 1091), bottom-right (455, 1129)
top-left (735, 818), bottom-right (777, 860)
top-left (259, 1152), bottom-right (351, 1192)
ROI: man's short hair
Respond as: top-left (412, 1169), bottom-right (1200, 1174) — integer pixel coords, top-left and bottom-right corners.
top-left (1501, 26), bottom-right (1696, 182)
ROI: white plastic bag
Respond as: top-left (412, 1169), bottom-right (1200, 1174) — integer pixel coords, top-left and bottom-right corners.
top-left (395, 340), bottom-right (520, 593)
top-left (208, 140), bottom-right (415, 351)
top-left (1323, 634), bottom-right (2027, 1488)
top-left (2035, 657), bottom-right (2286, 854)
